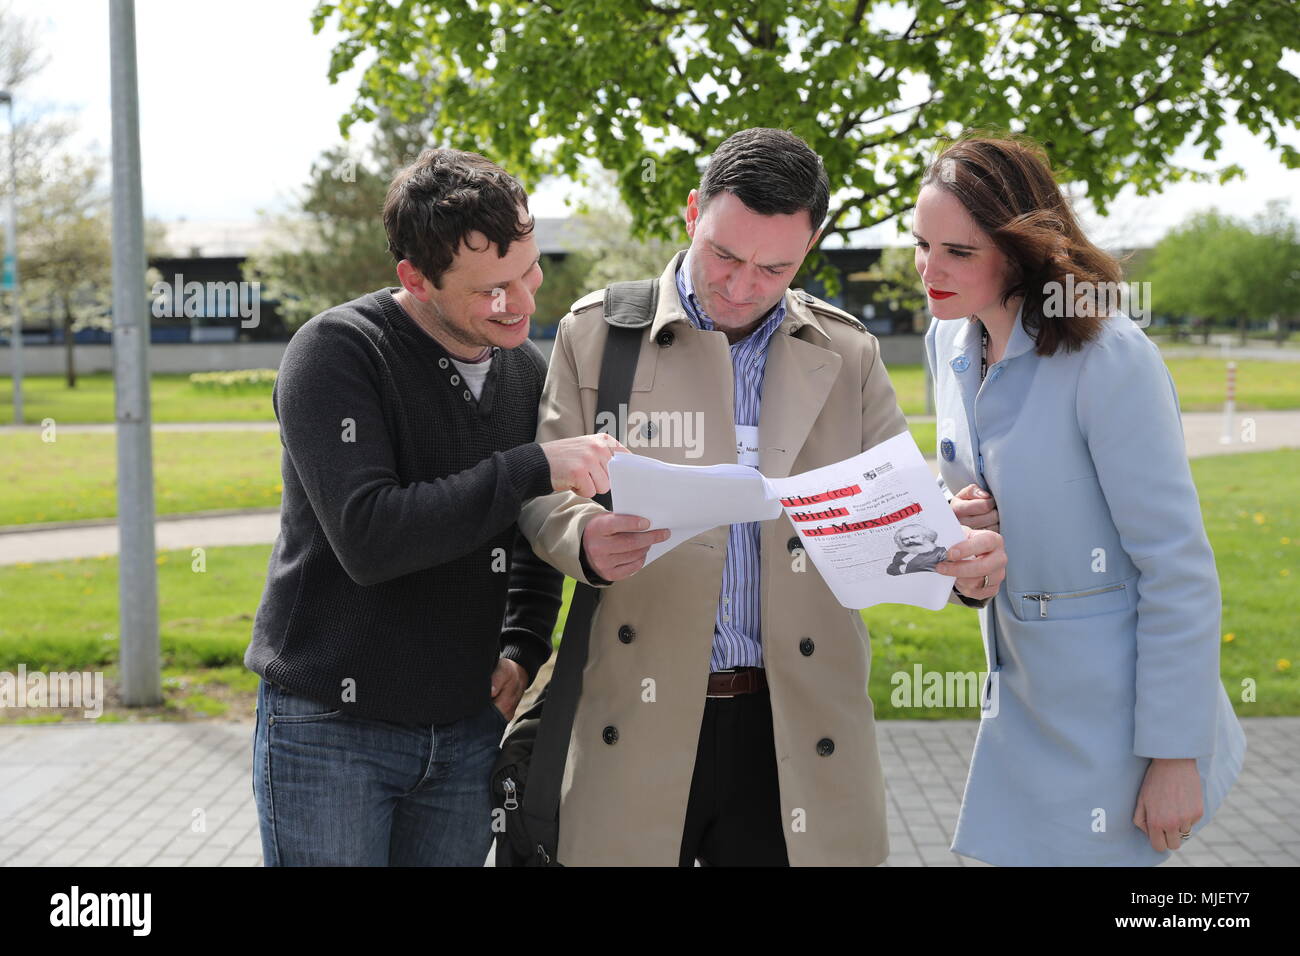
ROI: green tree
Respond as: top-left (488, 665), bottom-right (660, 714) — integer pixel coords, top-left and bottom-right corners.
top-left (314, 0), bottom-right (1299, 283)
top-left (243, 97), bottom-right (461, 330)
top-left (242, 142), bottom-right (396, 331)
top-left (1245, 201), bottom-right (1300, 346)
top-left (1140, 202), bottom-right (1300, 345)
top-left (865, 245), bottom-right (928, 331)
top-left (1, 3), bottom-right (166, 388)
top-left (19, 153), bottom-right (111, 388)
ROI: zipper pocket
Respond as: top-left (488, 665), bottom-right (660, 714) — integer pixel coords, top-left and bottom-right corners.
top-left (502, 776), bottom-right (519, 811)
top-left (1021, 583), bottom-right (1127, 619)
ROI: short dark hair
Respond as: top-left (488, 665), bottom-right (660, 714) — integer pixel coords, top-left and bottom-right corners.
top-left (698, 128), bottom-right (829, 235)
top-left (382, 148), bottom-right (534, 289)
top-left (920, 131), bottom-right (1124, 357)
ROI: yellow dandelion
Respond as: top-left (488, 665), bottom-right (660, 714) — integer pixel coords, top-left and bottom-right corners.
top-left (1279, 660), bottom-right (1292, 672)
top-left (156, 555), bottom-right (168, 565)
top-left (1283, 569), bottom-right (1292, 578)
top-left (1223, 633), bottom-right (1235, 643)
top-left (1253, 512), bottom-right (1266, 524)
top-left (1283, 537), bottom-right (1292, 545)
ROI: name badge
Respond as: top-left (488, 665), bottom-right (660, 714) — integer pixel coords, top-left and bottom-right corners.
top-left (735, 424), bottom-right (760, 468)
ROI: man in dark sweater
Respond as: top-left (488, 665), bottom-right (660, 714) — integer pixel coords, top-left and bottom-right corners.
top-left (246, 149), bottom-right (625, 866)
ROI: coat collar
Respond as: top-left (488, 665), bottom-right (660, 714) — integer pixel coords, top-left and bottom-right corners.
top-left (950, 299), bottom-right (1033, 366)
top-left (651, 250), bottom-right (833, 346)
top-left (647, 250), bottom-right (840, 478)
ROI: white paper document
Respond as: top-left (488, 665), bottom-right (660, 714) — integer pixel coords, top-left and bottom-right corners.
top-left (608, 430), bottom-right (966, 610)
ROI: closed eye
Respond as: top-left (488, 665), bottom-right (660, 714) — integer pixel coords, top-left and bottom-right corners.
top-left (913, 241), bottom-right (970, 259)
top-left (719, 252), bottom-right (783, 275)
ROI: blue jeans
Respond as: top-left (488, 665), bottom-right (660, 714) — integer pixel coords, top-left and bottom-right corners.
top-left (252, 678), bottom-right (507, 866)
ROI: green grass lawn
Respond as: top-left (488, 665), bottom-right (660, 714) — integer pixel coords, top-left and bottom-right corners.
top-left (0, 372), bottom-right (275, 425)
top-left (0, 431), bottom-right (284, 526)
top-left (0, 424), bottom-right (933, 527)
top-left (1162, 359), bottom-right (1300, 412)
top-left (1, 450), bottom-right (1294, 722)
top-left (2, 355), bottom-right (1294, 427)
top-left (887, 359), bottom-right (1300, 416)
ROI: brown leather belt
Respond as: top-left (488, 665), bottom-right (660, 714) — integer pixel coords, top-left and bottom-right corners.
top-left (706, 667), bottom-right (768, 698)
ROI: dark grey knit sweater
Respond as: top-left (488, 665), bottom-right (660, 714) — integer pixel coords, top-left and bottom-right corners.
top-left (245, 287), bottom-right (561, 726)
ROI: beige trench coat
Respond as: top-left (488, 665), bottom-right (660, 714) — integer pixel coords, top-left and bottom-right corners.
top-left (519, 250), bottom-right (951, 866)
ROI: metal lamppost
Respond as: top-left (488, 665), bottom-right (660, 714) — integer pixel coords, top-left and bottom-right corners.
top-left (0, 90), bottom-right (23, 424)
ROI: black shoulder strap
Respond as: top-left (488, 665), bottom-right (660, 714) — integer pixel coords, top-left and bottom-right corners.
top-left (520, 278), bottom-right (657, 862)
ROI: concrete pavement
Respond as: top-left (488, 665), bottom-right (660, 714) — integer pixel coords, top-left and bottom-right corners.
top-left (1, 716), bottom-right (1293, 867)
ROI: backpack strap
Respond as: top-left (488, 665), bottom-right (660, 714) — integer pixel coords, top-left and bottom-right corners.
top-left (519, 277), bottom-right (658, 864)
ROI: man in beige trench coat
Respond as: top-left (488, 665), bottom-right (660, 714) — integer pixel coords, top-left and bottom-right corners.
top-left (519, 128), bottom-right (1007, 866)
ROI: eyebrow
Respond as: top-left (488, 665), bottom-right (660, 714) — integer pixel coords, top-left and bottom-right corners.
top-left (475, 255), bottom-right (541, 291)
top-left (911, 231), bottom-right (978, 251)
top-left (710, 241), bottom-right (796, 270)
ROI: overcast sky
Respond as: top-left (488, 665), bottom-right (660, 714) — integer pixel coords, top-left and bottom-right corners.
top-left (8, 0), bottom-right (1300, 248)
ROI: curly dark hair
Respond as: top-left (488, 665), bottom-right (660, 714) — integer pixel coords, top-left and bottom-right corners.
top-left (382, 148), bottom-right (534, 289)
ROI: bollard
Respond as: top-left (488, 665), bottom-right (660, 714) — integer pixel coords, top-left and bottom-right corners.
top-left (1219, 361), bottom-right (1237, 445)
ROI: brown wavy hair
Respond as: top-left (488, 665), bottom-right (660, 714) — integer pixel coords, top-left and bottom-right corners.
top-left (919, 131), bottom-right (1124, 356)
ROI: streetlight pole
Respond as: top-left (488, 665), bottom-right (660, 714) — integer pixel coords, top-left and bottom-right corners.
top-left (109, 0), bottom-right (161, 706)
top-left (0, 91), bottom-right (23, 425)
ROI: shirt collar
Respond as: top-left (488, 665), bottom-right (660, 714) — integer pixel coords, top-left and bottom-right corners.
top-left (674, 248), bottom-right (788, 349)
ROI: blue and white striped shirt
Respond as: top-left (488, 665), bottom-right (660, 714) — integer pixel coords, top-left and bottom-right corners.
top-left (674, 251), bottom-right (788, 671)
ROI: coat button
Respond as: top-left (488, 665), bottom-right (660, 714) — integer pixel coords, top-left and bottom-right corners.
top-left (602, 726), bottom-right (619, 745)
top-left (816, 737), bottom-right (834, 756)
top-left (438, 358), bottom-right (450, 369)
top-left (799, 637), bottom-right (814, 656)
top-left (618, 625), bottom-right (636, 644)
top-left (786, 536), bottom-right (803, 554)
top-left (656, 330), bottom-right (674, 348)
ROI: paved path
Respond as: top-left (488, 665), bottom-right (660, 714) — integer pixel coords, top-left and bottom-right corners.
top-left (1, 412), bottom-right (1293, 567)
top-left (0, 509), bottom-right (280, 565)
top-left (0, 716), bottom-right (1292, 867)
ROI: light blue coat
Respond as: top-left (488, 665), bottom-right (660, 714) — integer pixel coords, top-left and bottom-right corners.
top-left (925, 304), bottom-right (1246, 866)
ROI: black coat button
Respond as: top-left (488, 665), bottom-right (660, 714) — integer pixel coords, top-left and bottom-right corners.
top-left (656, 330), bottom-right (674, 348)
top-left (602, 726), bottom-right (619, 745)
top-left (618, 625), bottom-right (636, 644)
top-left (799, 637), bottom-right (814, 656)
top-left (816, 737), bottom-right (834, 756)
top-left (787, 536), bottom-right (803, 554)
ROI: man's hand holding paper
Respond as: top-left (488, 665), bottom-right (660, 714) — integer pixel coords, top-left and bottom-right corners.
top-left (606, 431), bottom-right (1005, 610)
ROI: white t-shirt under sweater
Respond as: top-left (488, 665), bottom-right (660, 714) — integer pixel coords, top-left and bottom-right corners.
top-left (449, 347), bottom-right (498, 401)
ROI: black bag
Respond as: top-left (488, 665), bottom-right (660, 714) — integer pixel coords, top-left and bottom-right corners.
top-left (491, 278), bottom-right (658, 867)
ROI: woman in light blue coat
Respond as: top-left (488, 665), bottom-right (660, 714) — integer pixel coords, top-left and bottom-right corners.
top-left (916, 133), bottom-right (1245, 866)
